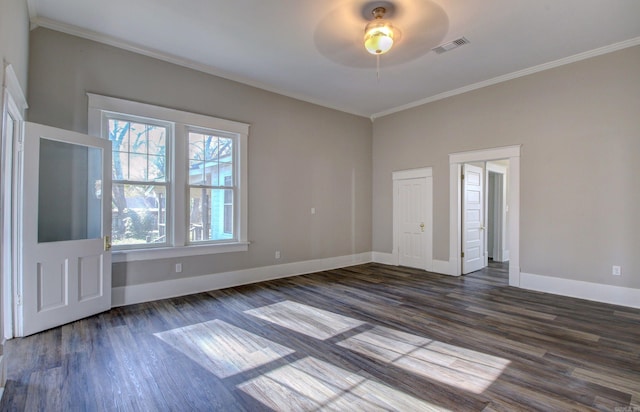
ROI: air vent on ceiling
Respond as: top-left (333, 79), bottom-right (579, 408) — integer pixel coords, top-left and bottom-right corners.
top-left (432, 37), bottom-right (470, 54)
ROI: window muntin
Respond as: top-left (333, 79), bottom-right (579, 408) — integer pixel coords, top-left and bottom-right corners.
top-left (107, 117), bottom-right (170, 247)
top-left (88, 93), bottom-right (249, 260)
top-left (188, 130), bottom-right (235, 243)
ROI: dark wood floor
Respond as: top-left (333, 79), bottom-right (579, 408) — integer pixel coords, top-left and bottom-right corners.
top-left (1, 261), bottom-right (639, 411)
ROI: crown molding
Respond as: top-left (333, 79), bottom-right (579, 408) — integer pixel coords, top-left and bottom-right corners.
top-left (30, 17), bottom-right (370, 119)
top-left (27, 14), bottom-right (640, 121)
top-left (371, 36), bottom-right (640, 120)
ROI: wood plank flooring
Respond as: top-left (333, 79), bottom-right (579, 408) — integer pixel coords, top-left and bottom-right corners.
top-left (1, 261), bottom-right (639, 411)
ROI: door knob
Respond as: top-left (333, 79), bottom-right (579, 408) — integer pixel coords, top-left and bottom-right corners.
top-left (419, 222), bottom-right (425, 232)
top-left (104, 235), bottom-right (112, 251)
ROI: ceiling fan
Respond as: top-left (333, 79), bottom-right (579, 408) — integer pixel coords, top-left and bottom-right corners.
top-left (314, 0), bottom-right (450, 68)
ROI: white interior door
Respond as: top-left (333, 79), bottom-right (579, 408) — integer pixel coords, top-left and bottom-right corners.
top-left (19, 122), bottom-right (112, 336)
top-left (397, 176), bottom-right (432, 270)
top-left (462, 164), bottom-right (485, 274)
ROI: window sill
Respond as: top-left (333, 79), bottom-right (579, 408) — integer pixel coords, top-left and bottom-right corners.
top-left (111, 242), bottom-right (250, 263)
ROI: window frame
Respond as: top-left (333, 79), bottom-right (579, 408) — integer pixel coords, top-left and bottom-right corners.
top-left (88, 93), bottom-right (249, 262)
top-left (186, 126), bottom-right (237, 244)
top-left (105, 113), bottom-right (173, 250)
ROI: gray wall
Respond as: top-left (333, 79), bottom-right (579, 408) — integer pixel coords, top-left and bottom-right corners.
top-left (0, 0), bottom-right (29, 92)
top-left (28, 28), bottom-right (373, 287)
top-left (373, 45), bottom-right (640, 288)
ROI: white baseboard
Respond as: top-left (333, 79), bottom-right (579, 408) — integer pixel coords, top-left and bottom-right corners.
top-left (112, 252), bottom-right (373, 307)
top-left (371, 252), bottom-right (395, 266)
top-left (521, 272), bottom-right (640, 309)
top-left (0, 354), bottom-right (4, 390)
top-left (432, 259), bottom-right (458, 276)
top-left (371, 253), bottom-right (458, 277)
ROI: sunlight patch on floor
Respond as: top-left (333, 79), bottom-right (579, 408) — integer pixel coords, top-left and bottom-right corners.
top-left (238, 356), bottom-right (449, 411)
top-left (337, 326), bottom-right (510, 394)
top-left (154, 319), bottom-right (294, 378)
top-left (244, 300), bottom-right (365, 340)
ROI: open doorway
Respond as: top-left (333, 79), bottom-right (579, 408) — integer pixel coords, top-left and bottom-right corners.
top-left (486, 161), bottom-right (509, 264)
top-left (449, 145), bottom-right (521, 286)
top-left (460, 161), bottom-right (509, 275)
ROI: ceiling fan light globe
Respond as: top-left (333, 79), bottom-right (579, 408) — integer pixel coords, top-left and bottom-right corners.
top-left (364, 21), bottom-right (395, 55)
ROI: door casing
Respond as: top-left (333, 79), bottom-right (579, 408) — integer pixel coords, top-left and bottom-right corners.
top-left (449, 145), bottom-right (521, 285)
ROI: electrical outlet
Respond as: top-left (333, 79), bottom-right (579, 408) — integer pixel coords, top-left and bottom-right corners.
top-left (311, 207), bottom-right (316, 215)
top-left (275, 251), bottom-right (281, 259)
top-left (612, 265), bottom-right (621, 276)
top-left (175, 263), bottom-right (182, 273)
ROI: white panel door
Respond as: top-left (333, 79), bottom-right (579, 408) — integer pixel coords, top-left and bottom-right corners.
top-left (397, 177), bottom-right (432, 269)
top-left (462, 164), bottom-right (485, 274)
top-left (19, 122), bottom-right (112, 336)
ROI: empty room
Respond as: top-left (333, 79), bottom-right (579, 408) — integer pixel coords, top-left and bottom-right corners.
top-left (0, 0), bottom-right (639, 410)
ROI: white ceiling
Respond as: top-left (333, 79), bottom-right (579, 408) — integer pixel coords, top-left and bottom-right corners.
top-left (27, 0), bottom-right (640, 118)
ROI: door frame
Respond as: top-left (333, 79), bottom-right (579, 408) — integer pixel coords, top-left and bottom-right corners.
top-left (1, 64), bottom-right (28, 342)
top-left (449, 145), bottom-right (520, 286)
top-left (392, 167), bottom-right (433, 271)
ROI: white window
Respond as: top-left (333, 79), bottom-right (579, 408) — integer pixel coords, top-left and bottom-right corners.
top-left (107, 115), bottom-right (171, 248)
top-left (187, 129), bottom-right (235, 243)
top-left (88, 94), bottom-right (249, 262)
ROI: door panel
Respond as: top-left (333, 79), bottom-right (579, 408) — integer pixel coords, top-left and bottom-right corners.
top-left (397, 176), bottom-right (432, 270)
top-left (20, 122), bottom-right (111, 336)
top-left (462, 164), bottom-right (485, 274)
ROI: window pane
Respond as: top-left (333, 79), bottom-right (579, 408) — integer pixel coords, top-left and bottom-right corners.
top-left (189, 160), bottom-right (206, 184)
top-left (129, 153), bottom-right (148, 181)
top-left (129, 122), bottom-right (149, 154)
top-left (219, 162), bottom-right (233, 186)
top-left (109, 119), bottom-right (131, 150)
top-left (148, 127), bottom-right (166, 156)
top-left (113, 151), bottom-right (129, 180)
top-left (205, 161), bottom-right (219, 186)
top-left (189, 188), bottom-right (233, 242)
top-left (38, 139), bottom-right (103, 242)
top-left (112, 183), bottom-right (167, 246)
top-left (148, 155), bottom-right (165, 181)
top-left (188, 133), bottom-right (205, 160)
top-left (219, 137), bottom-right (233, 160)
top-left (108, 118), bottom-right (167, 184)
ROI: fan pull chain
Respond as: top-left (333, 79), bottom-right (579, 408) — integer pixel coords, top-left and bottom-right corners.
top-left (376, 54), bottom-right (380, 82)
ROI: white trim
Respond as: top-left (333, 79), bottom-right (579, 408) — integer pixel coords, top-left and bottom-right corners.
top-left (392, 167), bottom-right (433, 271)
top-left (449, 145), bottom-right (521, 164)
top-left (112, 252), bottom-right (373, 306)
top-left (521, 273), bottom-right (640, 310)
top-left (1, 65), bottom-right (27, 341)
top-left (432, 259), bottom-right (456, 276)
top-left (87, 93), bottom-right (249, 135)
top-left (112, 242), bottom-right (250, 263)
top-left (392, 167), bottom-right (432, 181)
top-left (449, 145), bottom-right (521, 286)
top-left (2, 66), bottom-right (27, 114)
top-left (371, 251), bottom-right (395, 266)
top-left (371, 37), bottom-right (640, 119)
top-left (348, 253), bottom-right (456, 276)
